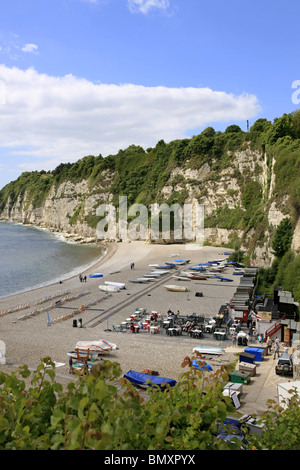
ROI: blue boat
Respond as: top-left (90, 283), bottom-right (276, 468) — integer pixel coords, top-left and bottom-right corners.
top-left (214, 275), bottom-right (233, 282)
top-left (89, 273), bottom-right (103, 278)
top-left (189, 266), bottom-right (206, 271)
top-left (124, 370), bottom-right (177, 389)
top-left (192, 360), bottom-right (213, 371)
top-left (175, 259), bottom-right (190, 264)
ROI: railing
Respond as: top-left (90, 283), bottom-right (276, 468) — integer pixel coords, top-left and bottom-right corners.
top-left (263, 319), bottom-right (282, 341)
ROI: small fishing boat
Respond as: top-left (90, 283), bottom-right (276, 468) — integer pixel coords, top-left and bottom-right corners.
top-left (214, 275), bottom-right (233, 282)
top-left (75, 339), bottom-right (117, 354)
top-left (144, 273), bottom-right (161, 278)
top-left (187, 275), bottom-right (207, 280)
top-left (164, 284), bottom-right (189, 292)
top-left (124, 369), bottom-right (177, 389)
top-left (129, 278), bottom-right (150, 283)
top-left (175, 259), bottom-right (190, 265)
top-left (104, 281), bottom-right (126, 289)
top-left (209, 266), bottom-right (226, 272)
top-left (89, 273), bottom-right (103, 278)
top-left (172, 275), bottom-right (191, 281)
top-left (193, 345), bottom-right (225, 355)
top-left (150, 270), bottom-right (171, 275)
top-left (192, 360), bottom-right (213, 371)
top-left (99, 285), bottom-right (119, 292)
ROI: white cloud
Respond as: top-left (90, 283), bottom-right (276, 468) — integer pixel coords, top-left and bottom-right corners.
top-left (128, 0), bottom-right (170, 14)
top-left (21, 43), bottom-right (38, 54)
top-left (0, 65), bottom-right (260, 172)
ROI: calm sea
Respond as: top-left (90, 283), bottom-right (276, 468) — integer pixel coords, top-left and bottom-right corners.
top-left (0, 222), bottom-right (105, 299)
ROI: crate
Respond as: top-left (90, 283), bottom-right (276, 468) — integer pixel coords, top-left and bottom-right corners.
top-left (239, 352), bottom-right (255, 364)
top-left (230, 370), bottom-right (251, 385)
top-left (239, 361), bottom-right (256, 376)
top-left (244, 347), bottom-right (264, 361)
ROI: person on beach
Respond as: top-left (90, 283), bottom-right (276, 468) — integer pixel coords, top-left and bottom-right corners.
top-left (69, 356), bottom-right (73, 374)
top-left (266, 336), bottom-right (272, 354)
top-left (273, 339), bottom-right (280, 359)
top-left (232, 330), bottom-right (237, 345)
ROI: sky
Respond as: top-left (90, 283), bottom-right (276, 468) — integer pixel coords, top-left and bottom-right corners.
top-left (0, 0), bottom-right (300, 189)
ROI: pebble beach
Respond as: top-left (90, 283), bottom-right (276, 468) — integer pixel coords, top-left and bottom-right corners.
top-left (0, 240), bottom-right (280, 414)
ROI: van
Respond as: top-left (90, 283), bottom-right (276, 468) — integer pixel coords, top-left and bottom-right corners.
top-left (275, 353), bottom-right (293, 376)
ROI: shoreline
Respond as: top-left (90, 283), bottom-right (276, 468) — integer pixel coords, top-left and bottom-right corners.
top-left (0, 220), bottom-right (110, 301)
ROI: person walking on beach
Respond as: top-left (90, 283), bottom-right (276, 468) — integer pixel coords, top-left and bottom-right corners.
top-left (273, 338), bottom-right (280, 359)
top-left (69, 356), bottom-right (73, 374)
top-left (232, 330), bottom-right (237, 345)
top-left (266, 336), bottom-right (272, 354)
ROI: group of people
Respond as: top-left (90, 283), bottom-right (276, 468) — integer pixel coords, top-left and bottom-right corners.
top-left (79, 274), bottom-right (87, 283)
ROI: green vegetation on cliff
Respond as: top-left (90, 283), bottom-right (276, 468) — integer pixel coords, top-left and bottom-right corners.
top-left (1, 112), bottom-right (299, 220)
top-left (0, 111), bottom-right (299, 300)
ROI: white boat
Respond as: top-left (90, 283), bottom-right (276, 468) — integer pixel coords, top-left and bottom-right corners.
top-left (164, 284), bottom-right (189, 292)
top-left (144, 273), bottom-right (161, 278)
top-left (172, 275), bottom-right (191, 281)
top-left (151, 270), bottom-right (171, 274)
top-left (75, 339), bottom-right (117, 354)
top-left (193, 345), bottom-right (225, 355)
top-left (99, 285), bottom-right (119, 292)
top-left (104, 281), bottom-right (126, 289)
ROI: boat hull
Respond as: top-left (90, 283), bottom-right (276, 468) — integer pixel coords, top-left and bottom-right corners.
top-left (193, 346), bottom-right (225, 355)
top-left (124, 369), bottom-right (177, 389)
top-left (164, 284), bottom-right (189, 292)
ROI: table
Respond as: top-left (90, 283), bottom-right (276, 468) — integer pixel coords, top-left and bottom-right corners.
top-left (190, 329), bottom-right (202, 339)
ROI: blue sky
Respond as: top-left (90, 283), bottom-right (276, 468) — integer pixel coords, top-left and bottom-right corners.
top-left (0, 0), bottom-right (299, 189)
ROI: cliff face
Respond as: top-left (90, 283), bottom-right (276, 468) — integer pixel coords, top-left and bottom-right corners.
top-left (2, 111), bottom-right (300, 267)
top-left (1, 144), bottom-right (297, 267)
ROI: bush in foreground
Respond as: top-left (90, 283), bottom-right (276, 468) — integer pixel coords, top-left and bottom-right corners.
top-left (0, 356), bottom-right (299, 450)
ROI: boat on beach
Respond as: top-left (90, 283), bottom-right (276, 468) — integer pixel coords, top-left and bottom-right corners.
top-left (193, 345), bottom-right (225, 355)
top-left (214, 275), bottom-right (233, 282)
top-left (129, 278), bottom-right (155, 283)
top-left (99, 285), bottom-right (119, 292)
top-left (172, 275), bottom-right (191, 281)
top-left (104, 281), bottom-right (126, 289)
top-left (164, 284), bottom-right (189, 292)
top-left (89, 273), bottom-right (103, 278)
top-left (187, 274), bottom-right (207, 280)
top-left (124, 369), bottom-right (177, 389)
top-left (74, 339), bottom-right (117, 354)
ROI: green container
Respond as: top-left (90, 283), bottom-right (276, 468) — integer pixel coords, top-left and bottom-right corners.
top-left (230, 370), bottom-right (251, 385)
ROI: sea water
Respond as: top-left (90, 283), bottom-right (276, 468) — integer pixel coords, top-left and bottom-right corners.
top-left (0, 222), bottom-right (105, 299)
